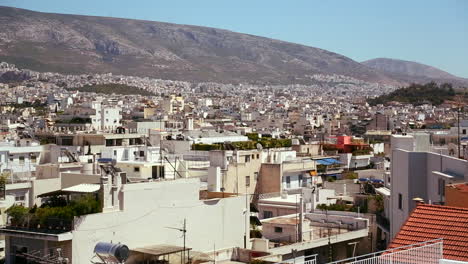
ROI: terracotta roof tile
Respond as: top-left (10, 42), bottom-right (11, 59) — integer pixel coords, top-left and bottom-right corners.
top-left (389, 204), bottom-right (468, 261)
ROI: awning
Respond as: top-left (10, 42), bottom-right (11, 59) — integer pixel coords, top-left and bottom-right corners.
top-left (375, 187), bottom-right (391, 196)
top-left (250, 216), bottom-right (262, 226)
top-left (38, 184), bottom-right (101, 197)
top-left (131, 245), bottom-right (192, 257)
top-left (316, 158), bottom-right (341, 165)
top-left (250, 203), bottom-right (259, 213)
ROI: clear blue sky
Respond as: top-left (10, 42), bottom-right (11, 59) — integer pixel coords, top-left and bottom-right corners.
top-left (2, 0), bottom-right (468, 78)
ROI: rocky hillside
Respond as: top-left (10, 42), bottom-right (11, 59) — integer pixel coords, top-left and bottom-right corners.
top-left (0, 6), bottom-right (397, 85)
top-left (362, 58), bottom-right (467, 86)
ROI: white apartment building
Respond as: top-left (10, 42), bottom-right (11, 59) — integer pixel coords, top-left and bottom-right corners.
top-left (390, 133), bottom-right (468, 239)
top-left (1, 175), bottom-right (248, 264)
top-left (0, 139), bottom-right (43, 176)
top-left (90, 101), bottom-right (122, 131)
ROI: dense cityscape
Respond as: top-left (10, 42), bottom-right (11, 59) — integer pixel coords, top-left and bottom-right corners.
top-left (0, 2), bottom-right (467, 264)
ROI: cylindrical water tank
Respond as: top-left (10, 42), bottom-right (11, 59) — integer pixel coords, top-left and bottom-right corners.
top-left (94, 242), bottom-right (129, 263)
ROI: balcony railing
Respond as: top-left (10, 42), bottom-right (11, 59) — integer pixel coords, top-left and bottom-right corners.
top-left (326, 239), bottom-right (443, 264)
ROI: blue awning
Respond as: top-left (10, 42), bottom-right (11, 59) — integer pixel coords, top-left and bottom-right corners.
top-left (317, 159), bottom-right (332, 165)
top-left (316, 158), bottom-right (341, 165)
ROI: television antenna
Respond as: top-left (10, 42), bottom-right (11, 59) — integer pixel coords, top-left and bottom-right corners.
top-left (165, 219), bottom-right (188, 264)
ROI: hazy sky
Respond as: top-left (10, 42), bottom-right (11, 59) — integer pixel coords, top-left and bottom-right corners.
top-left (2, 0), bottom-right (468, 78)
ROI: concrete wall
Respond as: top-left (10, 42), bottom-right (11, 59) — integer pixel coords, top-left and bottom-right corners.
top-left (60, 172), bottom-right (101, 188)
top-left (31, 178), bottom-right (61, 206)
top-left (258, 164), bottom-right (282, 194)
top-left (323, 180), bottom-right (360, 196)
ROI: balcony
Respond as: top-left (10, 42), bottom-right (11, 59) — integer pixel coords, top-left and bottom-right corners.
top-left (0, 194), bottom-right (100, 241)
top-left (376, 213), bottom-right (390, 232)
top-left (325, 239), bottom-right (443, 264)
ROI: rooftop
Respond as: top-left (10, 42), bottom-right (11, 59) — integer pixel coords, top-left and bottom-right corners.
top-left (448, 183), bottom-right (468, 193)
top-left (389, 204), bottom-right (468, 261)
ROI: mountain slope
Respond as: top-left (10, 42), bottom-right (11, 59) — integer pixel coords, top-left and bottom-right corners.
top-left (362, 58), bottom-right (460, 80)
top-left (0, 6), bottom-right (397, 85)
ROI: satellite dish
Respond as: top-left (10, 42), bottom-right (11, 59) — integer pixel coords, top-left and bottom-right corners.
top-left (256, 143), bottom-right (263, 151)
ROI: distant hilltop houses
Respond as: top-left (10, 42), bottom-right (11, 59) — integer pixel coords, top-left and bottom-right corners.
top-left (0, 61), bottom-right (467, 263)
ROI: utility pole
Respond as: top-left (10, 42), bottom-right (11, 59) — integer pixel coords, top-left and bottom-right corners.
top-left (458, 105), bottom-right (461, 158)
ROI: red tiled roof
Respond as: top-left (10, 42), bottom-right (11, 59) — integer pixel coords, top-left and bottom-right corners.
top-left (389, 204), bottom-right (468, 261)
top-left (450, 183), bottom-right (468, 192)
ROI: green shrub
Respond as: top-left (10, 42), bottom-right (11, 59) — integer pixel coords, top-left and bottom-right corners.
top-left (6, 194), bottom-right (101, 226)
top-left (5, 205), bottom-right (29, 224)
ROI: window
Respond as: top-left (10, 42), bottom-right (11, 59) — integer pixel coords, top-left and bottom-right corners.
top-left (438, 178), bottom-right (446, 196)
top-left (15, 195), bottom-right (25, 201)
top-left (140, 151), bottom-right (145, 157)
top-left (263, 211), bottom-right (273, 219)
top-left (254, 172), bottom-right (259, 181)
top-left (134, 167), bottom-right (140, 172)
top-left (257, 154), bottom-right (260, 159)
top-left (19, 156), bottom-right (25, 165)
top-left (113, 150), bottom-right (117, 156)
top-left (245, 155), bottom-right (250, 163)
top-left (274, 227), bottom-right (283, 233)
top-left (463, 129), bottom-right (467, 135)
top-left (398, 193), bottom-right (402, 210)
top-left (246, 176), bottom-right (250, 187)
top-left (30, 154), bottom-right (37, 163)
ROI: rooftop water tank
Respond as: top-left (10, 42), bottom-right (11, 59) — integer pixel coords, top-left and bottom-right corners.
top-left (94, 242), bottom-right (129, 263)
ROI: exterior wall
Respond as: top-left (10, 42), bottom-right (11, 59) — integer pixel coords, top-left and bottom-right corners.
top-left (323, 180), bottom-right (360, 196)
top-left (258, 204), bottom-right (297, 219)
top-left (262, 222), bottom-right (303, 243)
top-left (222, 152), bottom-right (262, 194)
top-left (258, 164), bottom-right (282, 194)
top-left (31, 178), bottom-right (61, 206)
top-left (71, 178), bottom-right (248, 263)
top-left (5, 182), bottom-right (31, 207)
top-left (291, 144), bottom-right (321, 156)
top-left (0, 144), bottom-right (44, 174)
top-left (390, 148), bottom-right (467, 239)
top-left (60, 172), bottom-right (101, 188)
top-left (116, 162), bottom-right (173, 179)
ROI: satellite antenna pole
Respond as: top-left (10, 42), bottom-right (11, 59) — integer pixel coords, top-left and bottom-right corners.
top-left (166, 218), bottom-right (187, 264)
top-left (183, 218), bottom-right (186, 264)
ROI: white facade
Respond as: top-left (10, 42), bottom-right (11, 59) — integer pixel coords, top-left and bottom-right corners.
top-left (71, 178), bottom-right (248, 263)
top-left (390, 134), bottom-right (468, 239)
top-left (0, 141), bottom-right (43, 175)
top-left (90, 101), bottom-right (122, 131)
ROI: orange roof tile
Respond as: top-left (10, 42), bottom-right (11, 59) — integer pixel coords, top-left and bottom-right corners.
top-left (389, 204), bottom-right (468, 261)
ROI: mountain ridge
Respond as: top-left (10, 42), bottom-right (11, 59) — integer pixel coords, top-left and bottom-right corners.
top-left (0, 6), bottom-right (397, 85)
top-left (361, 57), bottom-right (464, 80)
top-left (0, 6), bottom-right (465, 86)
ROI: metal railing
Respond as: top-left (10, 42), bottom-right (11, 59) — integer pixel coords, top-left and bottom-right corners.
top-left (276, 254), bottom-right (317, 264)
top-left (325, 239), bottom-right (443, 264)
